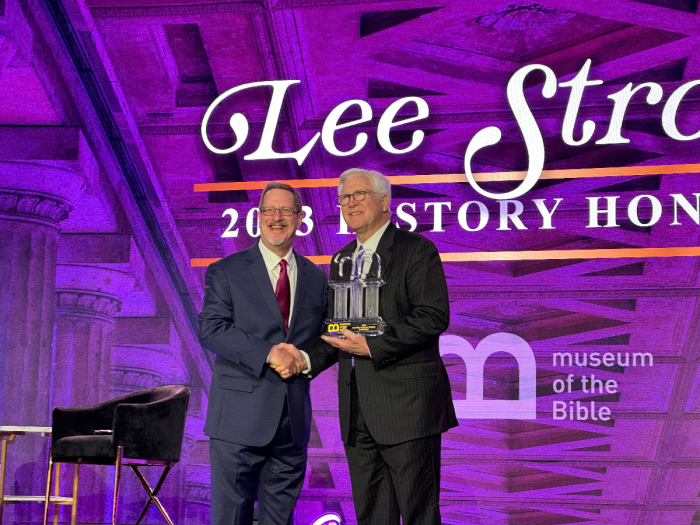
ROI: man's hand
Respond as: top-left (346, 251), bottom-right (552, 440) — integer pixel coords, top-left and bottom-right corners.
top-left (279, 343), bottom-right (308, 378)
top-left (268, 344), bottom-right (297, 378)
top-left (321, 329), bottom-right (370, 357)
top-left (268, 343), bottom-right (307, 379)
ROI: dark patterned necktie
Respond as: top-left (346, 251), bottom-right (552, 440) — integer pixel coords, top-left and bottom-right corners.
top-left (275, 259), bottom-right (290, 333)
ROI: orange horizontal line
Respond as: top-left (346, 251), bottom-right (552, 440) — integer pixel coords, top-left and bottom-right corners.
top-left (193, 163), bottom-right (700, 192)
top-left (191, 247), bottom-right (700, 267)
top-left (439, 246), bottom-right (700, 262)
top-left (191, 255), bottom-right (332, 266)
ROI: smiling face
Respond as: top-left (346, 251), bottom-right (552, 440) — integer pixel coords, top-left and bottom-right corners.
top-left (259, 188), bottom-right (302, 256)
top-left (340, 174), bottom-right (390, 243)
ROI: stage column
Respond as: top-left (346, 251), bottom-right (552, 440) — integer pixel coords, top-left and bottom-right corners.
top-left (0, 158), bottom-right (84, 431)
top-left (52, 288), bottom-right (121, 523)
top-left (53, 289), bottom-right (122, 407)
top-left (0, 187), bottom-right (72, 524)
top-left (0, 188), bottom-right (71, 424)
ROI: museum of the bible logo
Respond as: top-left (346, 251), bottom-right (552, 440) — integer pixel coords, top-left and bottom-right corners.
top-left (439, 333), bottom-right (537, 420)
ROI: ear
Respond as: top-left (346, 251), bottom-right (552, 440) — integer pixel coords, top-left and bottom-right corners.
top-left (381, 193), bottom-right (390, 212)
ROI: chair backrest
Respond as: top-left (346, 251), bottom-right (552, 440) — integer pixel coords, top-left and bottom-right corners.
top-left (113, 384), bottom-right (188, 405)
top-left (113, 385), bottom-right (191, 463)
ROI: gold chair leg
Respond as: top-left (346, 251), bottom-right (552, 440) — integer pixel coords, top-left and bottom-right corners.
top-left (53, 463), bottom-right (61, 525)
top-left (71, 463), bottom-right (79, 525)
top-left (42, 455), bottom-right (55, 525)
top-left (0, 436), bottom-right (15, 525)
top-left (132, 465), bottom-right (152, 525)
top-left (131, 465), bottom-right (174, 525)
top-left (0, 438), bottom-right (8, 525)
top-left (112, 447), bottom-right (122, 525)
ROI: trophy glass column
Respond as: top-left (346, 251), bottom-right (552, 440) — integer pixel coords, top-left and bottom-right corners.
top-left (323, 249), bottom-right (386, 338)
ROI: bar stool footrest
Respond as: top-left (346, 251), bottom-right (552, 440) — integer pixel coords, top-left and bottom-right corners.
top-left (4, 496), bottom-right (73, 503)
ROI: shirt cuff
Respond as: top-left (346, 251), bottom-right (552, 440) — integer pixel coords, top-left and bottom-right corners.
top-left (300, 350), bottom-right (311, 374)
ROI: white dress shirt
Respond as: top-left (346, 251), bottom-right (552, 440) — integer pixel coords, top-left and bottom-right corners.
top-left (259, 240), bottom-right (311, 372)
top-left (354, 219), bottom-right (391, 267)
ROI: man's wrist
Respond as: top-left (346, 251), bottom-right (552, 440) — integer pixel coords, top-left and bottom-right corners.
top-left (266, 344), bottom-right (275, 364)
top-left (300, 350), bottom-right (311, 374)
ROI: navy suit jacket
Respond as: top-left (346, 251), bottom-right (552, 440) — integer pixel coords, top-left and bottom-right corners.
top-left (199, 242), bottom-right (328, 448)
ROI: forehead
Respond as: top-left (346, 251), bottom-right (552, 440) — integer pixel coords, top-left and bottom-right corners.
top-left (342, 174), bottom-right (372, 191)
top-left (262, 188), bottom-right (295, 206)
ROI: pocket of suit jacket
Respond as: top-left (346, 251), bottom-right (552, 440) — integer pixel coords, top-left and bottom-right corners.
top-left (220, 374), bottom-right (254, 392)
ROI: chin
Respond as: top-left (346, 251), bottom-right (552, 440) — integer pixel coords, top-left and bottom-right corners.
top-left (264, 231), bottom-right (291, 246)
top-left (347, 221), bottom-right (366, 233)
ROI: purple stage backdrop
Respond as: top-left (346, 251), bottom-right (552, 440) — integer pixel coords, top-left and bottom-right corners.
top-left (2, 0), bottom-right (700, 523)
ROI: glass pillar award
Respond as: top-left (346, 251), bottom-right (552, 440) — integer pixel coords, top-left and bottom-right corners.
top-left (323, 248), bottom-right (386, 338)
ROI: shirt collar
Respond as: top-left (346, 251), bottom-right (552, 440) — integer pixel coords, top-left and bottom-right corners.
top-left (259, 240), bottom-right (295, 272)
top-left (357, 219), bottom-right (391, 253)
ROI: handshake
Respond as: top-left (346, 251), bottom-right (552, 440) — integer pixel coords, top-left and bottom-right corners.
top-left (268, 343), bottom-right (307, 379)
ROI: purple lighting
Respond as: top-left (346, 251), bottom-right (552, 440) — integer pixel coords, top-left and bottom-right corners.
top-left (1, 0), bottom-right (700, 523)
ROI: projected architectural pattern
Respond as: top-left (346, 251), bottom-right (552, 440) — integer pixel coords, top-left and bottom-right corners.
top-left (1, 0), bottom-right (700, 523)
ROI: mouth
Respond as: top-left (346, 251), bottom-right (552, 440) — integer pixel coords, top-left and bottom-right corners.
top-left (349, 211), bottom-right (363, 216)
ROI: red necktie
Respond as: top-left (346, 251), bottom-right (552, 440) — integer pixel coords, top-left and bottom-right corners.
top-left (275, 259), bottom-right (291, 333)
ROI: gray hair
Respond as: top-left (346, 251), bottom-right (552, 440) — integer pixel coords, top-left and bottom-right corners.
top-left (259, 181), bottom-right (302, 212)
top-left (338, 168), bottom-right (391, 206)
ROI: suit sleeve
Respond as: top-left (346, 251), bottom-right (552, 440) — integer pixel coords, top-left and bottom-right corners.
top-left (198, 262), bottom-right (271, 377)
top-left (368, 238), bottom-right (450, 369)
top-left (302, 273), bottom-right (338, 379)
top-left (322, 272), bottom-right (329, 328)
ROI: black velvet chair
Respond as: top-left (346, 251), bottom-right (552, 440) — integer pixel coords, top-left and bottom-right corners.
top-left (43, 385), bottom-right (190, 525)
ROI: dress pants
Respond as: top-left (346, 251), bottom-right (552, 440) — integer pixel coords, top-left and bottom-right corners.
top-left (209, 402), bottom-right (307, 525)
top-left (344, 371), bottom-right (443, 525)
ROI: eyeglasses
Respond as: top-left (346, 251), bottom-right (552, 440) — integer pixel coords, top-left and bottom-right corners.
top-left (260, 206), bottom-right (298, 216)
top-left (337, 190), bottom-right (378, 206)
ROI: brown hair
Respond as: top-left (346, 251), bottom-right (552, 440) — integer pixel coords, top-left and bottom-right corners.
top-left (259, 182), bottom-right (302, 212)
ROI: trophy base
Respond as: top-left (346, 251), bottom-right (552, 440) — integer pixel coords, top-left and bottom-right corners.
top-left (323, 317), bottom-right (385, 338)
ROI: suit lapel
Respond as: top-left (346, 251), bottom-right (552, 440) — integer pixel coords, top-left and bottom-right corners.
top-left (286, 251), bottom-right (308, 339)
top-left (372, 222), bottom-right (395, 280)
top-left (247, 243), bottom-right (286, 334)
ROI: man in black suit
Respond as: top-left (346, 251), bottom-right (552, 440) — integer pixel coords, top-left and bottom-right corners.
top-left (199, 182), bottom-right (327, 525)
top-left (299, 168), bottom-right (457, 525)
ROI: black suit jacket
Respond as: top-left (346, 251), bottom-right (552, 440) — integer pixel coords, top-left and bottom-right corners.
top-left (199, 242), bottom-right (328, 448)
top-left (306, 223), bottom-right (458, 445)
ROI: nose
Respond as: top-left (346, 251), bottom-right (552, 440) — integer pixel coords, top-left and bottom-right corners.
top-left (270, 209), bottom-right (284, 218)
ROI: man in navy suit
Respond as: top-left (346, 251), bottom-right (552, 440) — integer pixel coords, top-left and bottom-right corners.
top-left (198, 182), bottom-right (328, 525)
